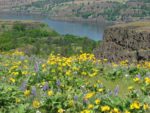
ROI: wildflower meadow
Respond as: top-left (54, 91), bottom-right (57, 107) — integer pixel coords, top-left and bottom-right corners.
top-left (0, 50), bottom-right (150, 113)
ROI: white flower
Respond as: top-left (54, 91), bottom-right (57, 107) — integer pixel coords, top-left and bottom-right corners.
top-left (125, 74), bottom-right (129, 77)
top-left (36, 110), bottom-right (41, 113)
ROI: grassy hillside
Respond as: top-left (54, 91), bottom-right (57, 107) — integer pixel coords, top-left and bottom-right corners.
top-left (12, 0), bottom-right (150, 22)
top-left (0, 20), bottom-right (98, 57)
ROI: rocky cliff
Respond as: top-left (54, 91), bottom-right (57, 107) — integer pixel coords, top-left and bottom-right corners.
top-left (94, 21), bottom-right (150, 62)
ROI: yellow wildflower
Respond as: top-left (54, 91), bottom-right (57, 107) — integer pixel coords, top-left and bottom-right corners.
top-left (32, 100), bottom-right (40, 108)
top-left (80, 110), bottom-right (91, 113)
top-left (48, 90), bottom-right (53, 96)
top-left (22, 71), bottom-right (28, 75)
top-left (58, 108), bottom-right (64, 113)
top-left (133, 77), bottom-right (140, 82)
top-left (66, 70), bottom-right (71, 76)
top-left (15, 98), bottom-right (21, 103)
top-left (145, 77), bottom-right (150, 84)
top-left (12, 72), bottom-right (19, 76)
top-left (130, 101), bottom-right (141, 110)
top-left (84, 92), bottom-right (95, 99)
top-left (24, 90), bottom-right (30, 97)
top-left (128, 86), bottom-right (133, 90)
top-left (95, 99), bottom-right (101, 105)
top-left (110, 108), bottom-right (120, 113)
top-left (143, 103), bottom-right (149, 110)
top-left (68, 100), bottom-right (74, 107)
top-left (81, 72), bottom-right (87, 76)
top-left (88, 104), bottom-right (94, 109)
top-left (98, 88), bottom-right (104, 93)
top-left (103, 59), bottom-right (108, 62)
top-left (101, 105), bottom-right (110, 112)
top-left (9, 77), bottom-right (15, 83)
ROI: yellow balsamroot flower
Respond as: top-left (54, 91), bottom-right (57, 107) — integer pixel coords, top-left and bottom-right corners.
top-left (84, 92), bottom-right (95, 99)
top-left (58, 108), bottom-right (64, 113)
top-left (15, 98), bottom-right (21, 103)
top-left (80, 110), bottom-right (91, 113)
top-left (93, 84), bottom-right (96, 88)
top-left (12, 50), bottom-right (24, 56)
top-left (128, 86), bottom-right (133, 90)
top-left (88, 104), bottom-right (94, 109)
top-left (9, 77), bottom-right (15, 83)
top-left (66, 70), bottom-right (71, 76)
top-left (68, 100), bottom-right (74, 107)
top-left (32, 100), bottom-right (40, 108)
top-left (101, 105), bottom-right (110, 112)
top-left (24, 90), bottom-right (30, 97)
top-left (89, 72), bottom-right (97, 77)
top-left (103, 59), bottom-right (108, 62)
top-left (133, 77), bottom-right (140, 82)
top-left (112, 63), bottom-right (118, 67)
top-left (48, 90), bottom-right (53, 96)
top-left (42, 64), bottom-right (46, 68)
top-left (143, 103), bottom-right (149, 110)
top-left (144, 77), bottom-right (150, 84)
top-left (110, 108), bottom-right (120, 113)
top-left (98, 88), bottom-right (104, 93)
top-left (81, 71), bottom-right (87, 76)
top-left (10, 66), bottom-right (18, 71)
top-left (95, 99), bottom-right (101, 105)
top-left (120, 60), bottom-right (128, 66)
top-left (22, 71), bottom-right (28, 75)
top-left (12, 71), bottom-right (19, 76)
top-left (130, 101), bottom-right (141, 110)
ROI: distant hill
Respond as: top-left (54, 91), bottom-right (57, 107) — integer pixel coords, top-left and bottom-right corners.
top-left (1, 0), bottom-right (149, 23)
top-left (11, 0), bottom-right (149, 23)
top-left (48, 0), bottom-right (150, 22)
top-left (0, 0), bottom-right (38, 10)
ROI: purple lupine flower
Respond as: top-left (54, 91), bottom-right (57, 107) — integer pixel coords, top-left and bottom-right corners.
top-left (20, 81), bottom-right (27, 91)
top-left (74, 95), bottom-right (78, 101)
top-left (137, 74), bottom-right (141, 79)
top-left (34, 62), bottom-right (39, 72)
top-left (56, 80), bottom-right (61, 86)
top-left (31, 86), bottom-right (36, 96)
top-left (20, 56), bottom-right (25, 60)
top-left (42, 82), bottom-right (49, 91)
top-left (114, 85), bottom-right (119, 96)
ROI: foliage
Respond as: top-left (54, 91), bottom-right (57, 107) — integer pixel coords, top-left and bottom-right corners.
top-left (0, 22), bottom-right (98, 57)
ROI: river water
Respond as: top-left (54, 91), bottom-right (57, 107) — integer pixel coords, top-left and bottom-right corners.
top-left (0, 13), bottom-right (107, 40)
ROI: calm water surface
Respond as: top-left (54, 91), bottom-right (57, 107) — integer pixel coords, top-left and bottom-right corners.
top-left (0, 13), bottom-right (106, 40)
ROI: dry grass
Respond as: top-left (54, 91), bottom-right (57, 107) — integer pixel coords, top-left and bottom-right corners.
top-left (110, 21), bottom-right (150, 32)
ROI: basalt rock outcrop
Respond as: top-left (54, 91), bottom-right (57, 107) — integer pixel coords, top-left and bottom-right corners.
top-left (94, 21), bottom-right (150, 62)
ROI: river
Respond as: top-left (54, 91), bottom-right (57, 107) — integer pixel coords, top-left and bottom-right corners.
top-left (0, 13), bottom-right (107, 40)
